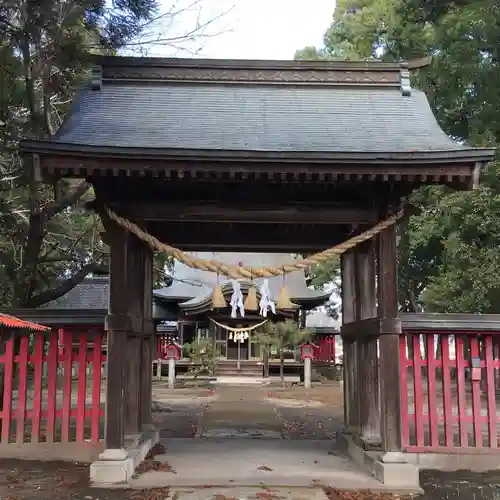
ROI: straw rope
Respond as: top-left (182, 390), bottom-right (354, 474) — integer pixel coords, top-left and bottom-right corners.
top-left (208, 317), bottom-right (269, 333)
top-left (104, 206), bottom-right (403, 279)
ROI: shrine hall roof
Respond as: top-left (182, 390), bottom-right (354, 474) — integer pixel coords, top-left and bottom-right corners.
top-left (23, 56), bottom-right (495, 162)
top-left (153, 252), bottom-right (330, 311)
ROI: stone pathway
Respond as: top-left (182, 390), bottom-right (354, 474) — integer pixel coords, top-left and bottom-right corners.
top-left (198, 385), bottom-right (282, 438)
top-left (128, 384), bottom-right (396, 491)
top-left (1, 383), bottom-right (497, 498)
top-left (151, 386), bottom-right (216, 439)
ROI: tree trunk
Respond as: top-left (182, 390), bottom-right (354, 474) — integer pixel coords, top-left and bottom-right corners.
top-left (279, 349), bottom-right (285, 387)
top-left (263, 347), bottom-right (269, 378)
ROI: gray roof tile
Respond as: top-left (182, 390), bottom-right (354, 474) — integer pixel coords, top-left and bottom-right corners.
top-left (43, 278), bottom-right (109, 310)
top-left (54, 83), bottom-right (462, 153)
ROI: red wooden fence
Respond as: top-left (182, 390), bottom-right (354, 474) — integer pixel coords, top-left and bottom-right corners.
top-left (0, 328), bottom-right (106, 451)
top-left (400, 332), bottom-right (500, 452)
top-left (314, 335), bottom-right (340, 363)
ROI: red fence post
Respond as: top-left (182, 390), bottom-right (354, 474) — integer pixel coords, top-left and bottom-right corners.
top-left (401, 329), bottom-right (500, 452)
top-left (91, 331), bottom-right (105, 444)
top-left (484, 335), bottom-right (498, 448)
top-left (455, 336), bottom-right (468, 447)
top-left (76, 332), bottom-right (88, 442)
top-left (469, 337), bottom-right (483, 447)
top-left (61, 329), bottom-right (73, 443)
top-left (441, 335), bottom-right (454, 447)
top-left (426, 334), bottom-right (439, 448)
top-left (16, 335), bottom-right (29, 446)
top-left (399, 334), bottom-right (409, 448)
top-left (45, 330), bottom-right (58, 443)
top-left (31, 333), bottom-right (44, 443)
top-left (1, 333), bottom-right (15, 443)
top-left (1, 327), bottom-right (106, 449)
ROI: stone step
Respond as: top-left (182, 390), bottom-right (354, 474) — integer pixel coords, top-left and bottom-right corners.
top-left (216, 372), bottom-right (262, 378)
top-left (216, 362), bottom-right (262, 377)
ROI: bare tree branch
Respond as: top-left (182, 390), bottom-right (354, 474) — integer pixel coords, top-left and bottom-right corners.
top-left (27, 262), bottom-right (107, 307)
top-left (39, 180), bottom-right (89, 221)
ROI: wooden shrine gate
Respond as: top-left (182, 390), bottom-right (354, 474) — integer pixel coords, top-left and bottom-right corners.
top-left (19, 55), bottom-right (497, 485)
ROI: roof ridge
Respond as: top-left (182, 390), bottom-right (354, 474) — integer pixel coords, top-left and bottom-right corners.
top-left (92, 55), bottom-right (418, 91)
top-left (93, 55), bottom-right (431, 71)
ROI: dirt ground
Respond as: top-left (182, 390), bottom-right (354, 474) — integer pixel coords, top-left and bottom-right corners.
top-left (0, 382), bottom-right (498, 500)
top-left (268, 383), bottom-right (345, 408)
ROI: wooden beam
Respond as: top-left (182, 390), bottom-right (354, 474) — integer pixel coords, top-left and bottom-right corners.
top-left (104, 225), bottom-right (128, 450)
top-left (115, 202), bottom-right (378, 225)
top-left (401, 312), bottom-right (500, 331)
top-left (123, 235), bottom-right (143, 435)
top-left (145, 223), bottom-right (351, 253)
top-left (341, 251), bottom-right (359, 434)
top-left (340, 317), bottom-right (401, 338)
top-left (140, 245), bottom-right (154, 430)
top-left (376, 223), bottom-right (402, 453)
top-left (355, 242), bottom-right (381, 447)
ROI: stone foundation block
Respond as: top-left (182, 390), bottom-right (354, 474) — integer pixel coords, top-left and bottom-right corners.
top-left (90, 431), bottom-right (160, 486)
top-left (90, 456), bottom-right (135, 484)
top-left (337, 433), bottom-right (423, 493)
top-left (372, 461), bottom-right (420, 489)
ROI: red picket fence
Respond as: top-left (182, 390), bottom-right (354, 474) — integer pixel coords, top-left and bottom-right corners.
top-left (400, 332), bottom-right (500, 452)
top-left (0, 328), bottom-right (106, 460)
top-left (314, 335), bottom-right (339, 363)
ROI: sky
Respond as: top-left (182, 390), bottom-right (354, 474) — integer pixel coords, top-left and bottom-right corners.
top-left (152, 0), bottom-right (336, 59)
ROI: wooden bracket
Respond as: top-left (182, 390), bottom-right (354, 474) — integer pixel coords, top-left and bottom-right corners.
top-left (340, 317), bottom-right (402, 339)
top-left (105, 314), bottom-right (131, 332)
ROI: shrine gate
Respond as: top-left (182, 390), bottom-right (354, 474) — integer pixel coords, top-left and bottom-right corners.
top-left (19, 56), bottom-right (497, 486)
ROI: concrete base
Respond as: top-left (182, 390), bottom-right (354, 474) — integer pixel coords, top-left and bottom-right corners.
top-left (90, 430), bottom-right (160, 486)
top-left (127, 438), bottom-right (411, 491)
top-left (403, 451), bottom-right (500, 471)
top-left (337, 433), bottom-right (422, 493)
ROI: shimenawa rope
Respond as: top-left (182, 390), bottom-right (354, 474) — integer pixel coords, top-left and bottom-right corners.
top-left (208, 317), bottom-right (269, 333)
top-left (104, 206), bottom-right (403, 279)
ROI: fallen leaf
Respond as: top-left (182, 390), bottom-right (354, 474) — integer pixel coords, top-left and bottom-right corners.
top-left (257, 465), bottom-right (273, 472)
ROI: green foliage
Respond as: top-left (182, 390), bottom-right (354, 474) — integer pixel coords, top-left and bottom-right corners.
top-left (256, 320), bottom-right (311, 385)
top-left (0, 0), bottom-right (225, 308)
top-left (183, 339), bottom-right (217, 377)
top-left (0, 0), bottom-right (158, 307)
top-left (307, 259), bottom-right (340, 319)
top-left (295, 0), bottom-right (500, 313)
top-left (256, 320), bottom-right (311, 350)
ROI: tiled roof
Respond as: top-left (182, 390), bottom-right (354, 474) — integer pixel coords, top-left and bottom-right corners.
top-left (53, 83), bottom-right (462, 154)
top-left (43, 277), bottom-right (109, 310)
top-left (0, 313), bottom-right (50, 331)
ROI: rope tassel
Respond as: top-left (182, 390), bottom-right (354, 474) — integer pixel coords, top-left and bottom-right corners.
top-left (211, 285), bottom-right (226, 309)
top-left (276, 286), bottom-right (296, 309)
top-left (244, 286), bottom-right (259, 311)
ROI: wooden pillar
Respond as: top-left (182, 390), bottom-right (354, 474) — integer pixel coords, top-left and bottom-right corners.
top-left (377, 223), bottom-right (402, 452)
top-left (123, 235), bottom-right (145, 436)
top-left (355, 241), bottom-right (380, 446)
top-left (341, 250), bottom-right (359, 433)
top-left (104, 226), bottom-right (129, 450)
top-left (140, 245), bottom-right (154, 430)
top-left (179, 322), bottom-right (184, 356)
